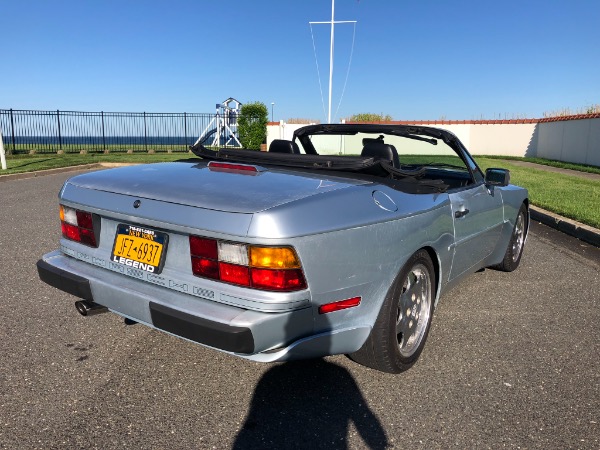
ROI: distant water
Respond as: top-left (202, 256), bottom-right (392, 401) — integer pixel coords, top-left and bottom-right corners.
top-left (10, 136), bottom-right (194, 145)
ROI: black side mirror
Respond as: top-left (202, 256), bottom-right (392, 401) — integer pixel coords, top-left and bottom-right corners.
top-left (485, 168), bottom-right (510, 187)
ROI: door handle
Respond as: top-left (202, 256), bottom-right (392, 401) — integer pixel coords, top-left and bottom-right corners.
top-left (454, 208), bottom-right (470, 218)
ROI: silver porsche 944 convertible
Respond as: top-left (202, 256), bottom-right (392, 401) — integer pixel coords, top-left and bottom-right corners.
top-left (38, 124), bottom-right (529, 373)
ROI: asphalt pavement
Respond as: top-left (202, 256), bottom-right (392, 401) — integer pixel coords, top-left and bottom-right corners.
top-left (0, 171), bottom-right (598, 449)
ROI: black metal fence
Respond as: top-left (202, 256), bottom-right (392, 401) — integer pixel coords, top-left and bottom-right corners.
top-left (0, 109), bottom-right (236, 154)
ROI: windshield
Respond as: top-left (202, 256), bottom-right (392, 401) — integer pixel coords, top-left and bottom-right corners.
top-left (299, 131), bottom-right (470, 173)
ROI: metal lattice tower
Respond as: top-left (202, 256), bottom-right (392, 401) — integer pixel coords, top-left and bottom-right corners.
top-left (194, 97), bottom-right (243, 148)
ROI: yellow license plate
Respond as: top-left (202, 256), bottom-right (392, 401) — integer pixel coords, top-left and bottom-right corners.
top-left (111, 224), bottom-right (168, 274)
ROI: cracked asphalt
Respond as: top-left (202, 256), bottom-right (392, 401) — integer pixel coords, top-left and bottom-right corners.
top-left (1, 170), bottom-right (598, 449)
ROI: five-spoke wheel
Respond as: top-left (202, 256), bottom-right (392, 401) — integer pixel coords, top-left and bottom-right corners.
top-left (493, 203), bottom-right (528, 272)
top-left (396, 263), bottom-right (432, 358)
top-left (349, 249), bottom-right (436, 373)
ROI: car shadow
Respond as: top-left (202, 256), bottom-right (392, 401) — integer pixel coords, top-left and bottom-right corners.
top-left (232, 359), bottom-right (388, 449)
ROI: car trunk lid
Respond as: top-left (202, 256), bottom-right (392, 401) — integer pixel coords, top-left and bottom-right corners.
top-left (66, 162), bottom-right (369, 214)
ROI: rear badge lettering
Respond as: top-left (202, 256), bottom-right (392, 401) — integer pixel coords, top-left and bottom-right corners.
top-left (66, 248), bottom-right (216, 301)
top-left (92, 257), bottom-right (106, 268)
top-left (111, 255), bottom-right (156, 273)
top-left (169, 280), bottom-right (189, 293)
top-left (147, 273), bottom-right (166, 286)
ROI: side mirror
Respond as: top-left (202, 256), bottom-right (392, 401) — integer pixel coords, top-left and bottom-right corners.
top-left (485, 168), bottom-right (510, 187)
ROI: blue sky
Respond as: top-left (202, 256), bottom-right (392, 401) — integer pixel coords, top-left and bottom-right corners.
top-left (2, 0), bottom-right (599, 122)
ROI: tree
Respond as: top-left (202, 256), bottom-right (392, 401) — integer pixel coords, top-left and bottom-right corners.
top-left (345, 113), bottom-right (393, 123)
top-left (238, 102), bottom-right (268, 150)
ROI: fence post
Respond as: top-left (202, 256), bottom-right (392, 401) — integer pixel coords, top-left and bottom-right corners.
top-left (143, 112), bottom-right (148, 152)
top-left (0, 129), bottom-right (6, 170)
top-left (184, 112), bottom-right (188, 148)
top-left (9, 109), bottom-right (15, 154)
top-left (101, 111), bottom-right (106, 151)
top-left (57, 110), bottom-right (63, 150)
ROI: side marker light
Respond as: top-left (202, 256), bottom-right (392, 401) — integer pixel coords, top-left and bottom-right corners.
top-left (318, 297), bottom-right (361, 314)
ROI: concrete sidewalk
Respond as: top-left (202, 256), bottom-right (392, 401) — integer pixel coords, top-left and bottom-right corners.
top-left (496, 159), bottom-right (600, 181)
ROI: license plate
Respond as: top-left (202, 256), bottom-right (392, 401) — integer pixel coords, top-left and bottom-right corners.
top-left (111, 224), bottom-right (168, 274)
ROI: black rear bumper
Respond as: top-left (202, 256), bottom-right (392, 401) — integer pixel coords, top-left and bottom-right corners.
top-left (150, 302), bottom-right (254, 353)
top-left (37, 257), bottom-right (254, 354)
top-left (37, 259), bottom-right (94, 300)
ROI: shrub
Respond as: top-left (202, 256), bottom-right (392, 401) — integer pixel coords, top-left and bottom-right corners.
top-left (238, 102), bottom-right (268, 150)
top-left (286, 118), bottom-right (321, 124)
top-left (345, 113), bottom-right (393, 123)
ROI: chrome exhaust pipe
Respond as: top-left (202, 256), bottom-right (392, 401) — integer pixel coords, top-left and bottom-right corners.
top-left (75, 300), bottom-right (108, 316)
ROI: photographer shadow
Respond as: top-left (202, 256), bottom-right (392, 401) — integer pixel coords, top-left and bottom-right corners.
top-left (233, 358), bottom-right (388, 449)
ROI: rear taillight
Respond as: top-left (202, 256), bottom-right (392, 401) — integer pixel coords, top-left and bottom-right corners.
top-left (60, 205), bottom-right (98, 248)
top-left (189, 236), bottom-right (306, 292)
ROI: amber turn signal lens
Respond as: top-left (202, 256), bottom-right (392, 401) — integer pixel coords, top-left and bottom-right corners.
top-left (59, 205), bottom-right (65, 222)
top-left (249, 246), bottom-right (301, 269)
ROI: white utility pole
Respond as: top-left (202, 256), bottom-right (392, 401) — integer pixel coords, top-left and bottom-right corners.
top-left (310, 0), bottom-right (356, 123)
top-left (327, 0), bottom-right (335, 124)
top-left (0, 130), bottom-right (6, 170)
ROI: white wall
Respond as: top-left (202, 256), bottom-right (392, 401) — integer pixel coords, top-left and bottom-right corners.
top-left (586, 119), bottom-right (600, 166)
top-left (537, 118), bottom-right (600, 166)
top-left (426, 124), bottom-right (472, 150)
top-left (267, 118), bottom-right (600, 165)
top-left (469, 123), bottom-right (537, 156)
top-left (266, 122), bottom-right (312, 146)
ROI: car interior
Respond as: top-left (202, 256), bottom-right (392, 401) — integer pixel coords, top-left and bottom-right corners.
top-left (268, 134), bottom-right (475, 190)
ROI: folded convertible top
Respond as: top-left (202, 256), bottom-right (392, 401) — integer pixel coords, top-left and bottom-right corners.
top-left (191, 146), bottom-right (378, 171)
top-left (189, 145), bottom-right (449, 193)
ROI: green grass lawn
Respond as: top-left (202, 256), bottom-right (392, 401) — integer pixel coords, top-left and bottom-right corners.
top-left (2, 153), bottom-right (599, 229)
top-left (476, 157), bottom-right (600, 228)
top-left (1, 153), bottom-right (191, 174)
top-left (483, 155), bottom-right (600, 175)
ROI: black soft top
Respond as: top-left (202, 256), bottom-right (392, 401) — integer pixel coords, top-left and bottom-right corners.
top-left (189, 124), bottom-right (470, 193)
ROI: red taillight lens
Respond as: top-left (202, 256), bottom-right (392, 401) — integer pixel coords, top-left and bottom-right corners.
top-left (219, 262), bottom-right (250, 286)
top-left (189, 235), bottom-right (306, 292)
top-left (191, 257), bottom-right (219, 280)
top-left (60, 205), bottom-right (98, 248)
top-left (251, 268), bottom-right (306, 291)
top-left (79, 228), bottom-right (97, 247)
top-left (189, 236), bottom-right (218, 259)
top-left (76, 210), bottom-right (94, 229)
top-left (61, 222), bottom-right (80, 242)
top-left (318, 297), bottom-right (361, 314)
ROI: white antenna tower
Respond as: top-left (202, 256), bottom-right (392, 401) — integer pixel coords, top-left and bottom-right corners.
top-left (310, 0), bottom-right (357, 123)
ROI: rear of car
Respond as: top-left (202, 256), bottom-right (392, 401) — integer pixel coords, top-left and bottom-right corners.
top-left (38, 160), bottom-right (411, 361)
top-left (38, 123), bottom-right (528, 373)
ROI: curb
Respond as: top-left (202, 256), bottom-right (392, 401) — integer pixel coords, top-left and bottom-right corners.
top-left (0, 163), bottom-right (138, 183)
top-left (0, 164), bottom-right (102, 182)
top-left (530, 206), bottom-right (600, 247)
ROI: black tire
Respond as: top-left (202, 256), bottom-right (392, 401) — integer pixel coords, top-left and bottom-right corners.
top-left (348, 249), bottom-right (436, 374)
top-left (491, 203), bottom-right (528, 272)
